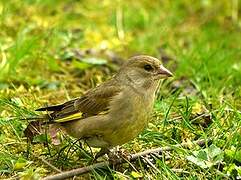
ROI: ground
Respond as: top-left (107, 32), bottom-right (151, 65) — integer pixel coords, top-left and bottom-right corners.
top-left (0, 0), bottom-right (241, 179)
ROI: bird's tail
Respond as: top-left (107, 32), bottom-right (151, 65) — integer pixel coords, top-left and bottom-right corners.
top-left (23, 115), bottom-right (50, 142)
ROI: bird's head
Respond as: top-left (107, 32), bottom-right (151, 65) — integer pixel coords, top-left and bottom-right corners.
top-left (116, 55), bottom-right (173, 92)
top-left (118, 55), bottom-right (172, 81)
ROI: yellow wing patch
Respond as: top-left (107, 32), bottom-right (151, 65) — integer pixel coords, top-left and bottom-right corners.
top-left (54, 112), bottom-right (83, 123)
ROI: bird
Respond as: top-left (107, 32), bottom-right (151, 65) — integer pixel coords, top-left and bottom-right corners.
top-left (25, 55), bottom-right (173, 157)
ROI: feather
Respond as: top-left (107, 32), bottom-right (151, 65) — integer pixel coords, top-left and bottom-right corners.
top-left (54, 112), bottom-right (83, 123)
top-left (35, 78), bottom-right (122, 123)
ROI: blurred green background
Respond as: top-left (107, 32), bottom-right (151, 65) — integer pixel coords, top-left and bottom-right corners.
top-left (0, 0), bottom-right (241, 179)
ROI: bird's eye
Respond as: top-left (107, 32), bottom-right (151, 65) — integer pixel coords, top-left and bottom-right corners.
top-left (144, 64), bottom-right (154, 71)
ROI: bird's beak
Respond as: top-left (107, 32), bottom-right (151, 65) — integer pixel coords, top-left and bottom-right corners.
top-left (158, 65), bottom-right (173, 77)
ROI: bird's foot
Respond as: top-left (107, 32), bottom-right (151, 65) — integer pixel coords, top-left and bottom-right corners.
top-left (93, 148), bottom-right (110, 162)
top-left (93, 147), bottom-right (130, 165)
top-left (108, 147), bottom-right (130, 165)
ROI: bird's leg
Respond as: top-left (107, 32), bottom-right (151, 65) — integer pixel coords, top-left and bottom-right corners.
top-left (93, 146), bottom-right (130, 165)
top-left (110, 146), bottom-right (130, 161)
top-left (92, 147), bottom-right (131, 164)
top-left (94, 148), bottom-right (110, 160)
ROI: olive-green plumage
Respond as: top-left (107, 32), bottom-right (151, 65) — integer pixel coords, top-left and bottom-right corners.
top-left (31, 55), bottom-right (173, 153)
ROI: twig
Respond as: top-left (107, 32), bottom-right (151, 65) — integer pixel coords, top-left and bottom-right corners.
top-left (33, 155), bottom-right (62, 173)
top-left (171, 168), bottom-right (190, 174)
top-left (43, 138), bottom-right (210, 180)
top-left (142, 156), bottom-right (162, 174)
top-left (43, 162), bottom-right (109, 180)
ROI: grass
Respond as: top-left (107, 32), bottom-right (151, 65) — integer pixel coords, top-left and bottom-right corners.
top-left (0, 0), bottom-right (241, 179)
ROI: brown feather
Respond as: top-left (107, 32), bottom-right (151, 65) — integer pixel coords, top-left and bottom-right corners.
top-left (36, 78), bottom-right (122, 121)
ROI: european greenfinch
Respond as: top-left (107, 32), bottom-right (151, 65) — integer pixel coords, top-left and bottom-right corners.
top-left (26, 55), bottom-right (173, 156)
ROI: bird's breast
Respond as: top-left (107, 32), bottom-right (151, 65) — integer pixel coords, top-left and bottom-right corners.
top-left (105, 88), bottom-right (155, 146)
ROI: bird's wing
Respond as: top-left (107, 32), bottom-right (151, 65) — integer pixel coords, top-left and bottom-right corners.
top-left (36, 79), bottom-right (122, 123)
